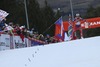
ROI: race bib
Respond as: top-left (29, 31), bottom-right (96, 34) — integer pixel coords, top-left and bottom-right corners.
top-left (76, 21), bottom-right (80, 25)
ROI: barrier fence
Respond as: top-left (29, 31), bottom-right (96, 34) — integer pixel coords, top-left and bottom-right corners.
top-left (0, 33), bottom-right (45, 51)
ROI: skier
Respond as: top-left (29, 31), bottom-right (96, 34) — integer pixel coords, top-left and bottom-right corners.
top-left (73, 13), bottom-right (83, 39)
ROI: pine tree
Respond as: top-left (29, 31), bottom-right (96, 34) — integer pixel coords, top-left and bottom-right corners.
top-left (27, 0), bottom-right (42, 31)
top-left (0, 0), bottom-right (26, 25)
top-left (41, 0), bottom-right (56, 36)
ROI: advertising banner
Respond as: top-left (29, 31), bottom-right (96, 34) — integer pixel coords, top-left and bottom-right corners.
top-left (0, 34), bottom-right (10, 50)
top-left (81, 17), bottom-right (100, 29)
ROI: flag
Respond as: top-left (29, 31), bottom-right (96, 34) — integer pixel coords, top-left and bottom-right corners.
top-left (0, 9), bottom-right (9, 21)
top-left (68, 25), bottom-right (73, 40)
top-left (55, 17), bottom-right (64, 41)
top-left (68, 14), bottom-right (73, 40)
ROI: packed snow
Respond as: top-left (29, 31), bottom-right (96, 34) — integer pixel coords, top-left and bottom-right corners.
top-left (0, 36), bottom-right (100, 67)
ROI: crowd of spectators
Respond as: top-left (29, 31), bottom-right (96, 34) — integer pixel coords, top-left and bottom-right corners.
top-left (0, 18), bottom-right (61, 46)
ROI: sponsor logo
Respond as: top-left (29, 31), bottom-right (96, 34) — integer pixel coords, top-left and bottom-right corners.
top-left (81, 21), bottom-right (100, 28)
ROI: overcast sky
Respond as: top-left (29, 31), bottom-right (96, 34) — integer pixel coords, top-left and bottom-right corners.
top-left (37, 0), bottom-right (95, 12)
top-left (37, 0), bottom-right (100, 20)
top-left (37, 0), bottom-right (75, 18)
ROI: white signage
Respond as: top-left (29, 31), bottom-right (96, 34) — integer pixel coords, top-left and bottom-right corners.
top-left (0, 34), bottom-right (10, 50)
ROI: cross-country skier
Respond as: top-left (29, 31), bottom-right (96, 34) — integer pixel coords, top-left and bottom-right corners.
top-left (73, 13), bottom-right (83, 39)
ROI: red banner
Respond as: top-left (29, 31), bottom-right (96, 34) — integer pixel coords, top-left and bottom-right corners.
top-left (81, 17), bottom-right (100, 29)
top-left (55, 17), bottom-right (100, 36)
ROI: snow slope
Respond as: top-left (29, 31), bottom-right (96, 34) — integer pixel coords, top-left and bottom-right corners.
top-left (0, 36), bottom-right (100, 67)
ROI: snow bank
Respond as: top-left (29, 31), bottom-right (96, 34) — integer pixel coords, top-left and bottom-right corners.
top-left (0, 36), bottom-right (100, 67)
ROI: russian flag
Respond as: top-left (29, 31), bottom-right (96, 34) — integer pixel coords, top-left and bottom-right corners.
top-left (55, 17), bottom-right (64, 41)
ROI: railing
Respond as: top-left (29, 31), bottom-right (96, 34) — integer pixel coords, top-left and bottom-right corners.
top-left (0, 33), bottom-right (45, 51)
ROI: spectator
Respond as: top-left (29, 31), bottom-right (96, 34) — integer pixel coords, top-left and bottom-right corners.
top-left (0, 27), bottom-right (2, 31)
top-left (0, 19), bottom-right (6, 28)
top-left (4, 23), bottom-right (14, 35)
top-left (23, 28), bottom-right (28, 38)
top-left (15, 24), bottom-right (21, 35)
top-left (39, 34), bottom-right (45, 41)
top-left (45, 34), bottom-right (51, 44)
